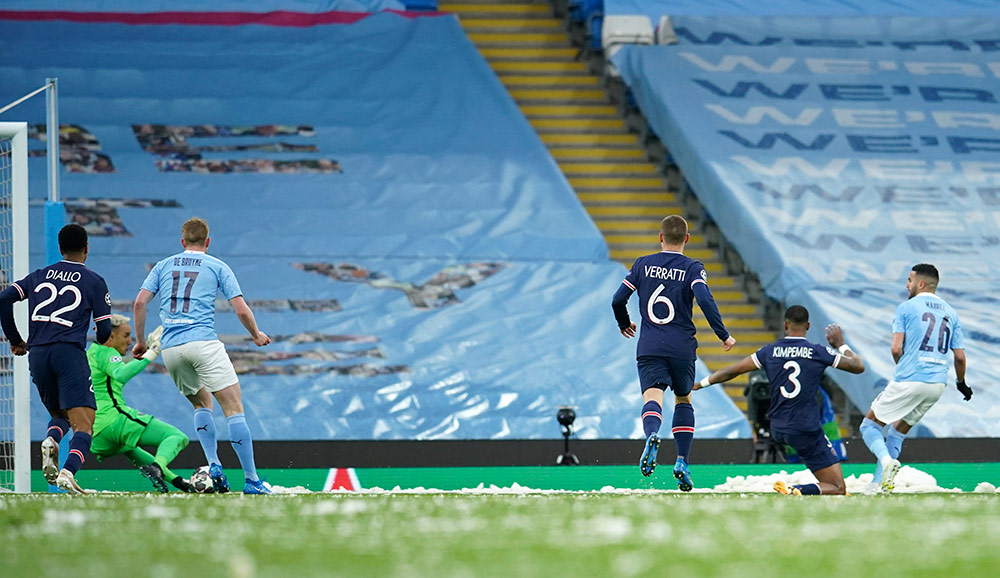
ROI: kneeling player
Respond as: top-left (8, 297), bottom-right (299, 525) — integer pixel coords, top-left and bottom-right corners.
top-left (88, 315), bottom-right (193, 492)
top-left (694, 306), bottom-right (865, 495)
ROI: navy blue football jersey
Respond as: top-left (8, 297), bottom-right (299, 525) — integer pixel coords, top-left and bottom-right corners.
top-left (619, 251), bottom-right (714, 360)
top-left (10, 260), bottom-right (111, 349)
top-left (752, 337), bottom-right (841, 433)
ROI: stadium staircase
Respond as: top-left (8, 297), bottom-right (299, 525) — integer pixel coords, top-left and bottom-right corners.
top-left (444, 0), bottom-right (777, 411)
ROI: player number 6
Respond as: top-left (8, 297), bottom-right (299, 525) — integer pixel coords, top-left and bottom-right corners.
top-left (646, 284), bottom-right (675, 325)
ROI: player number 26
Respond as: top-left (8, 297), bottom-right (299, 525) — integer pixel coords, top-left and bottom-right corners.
top-left (646, 284), bottom-right (675, 325)
top-left (31, 282), bottom-right (82, 328)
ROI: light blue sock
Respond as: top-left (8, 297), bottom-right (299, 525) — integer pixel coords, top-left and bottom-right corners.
top-left (193, 408), bottom-right (220, 466)
top-left (886, 426), bottom-right (907, 460)
top-left (860, 418), bottom-right (890, 483)
top-left (227, 413), bottom-right (259, 482)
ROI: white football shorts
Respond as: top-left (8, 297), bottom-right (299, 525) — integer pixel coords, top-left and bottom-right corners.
top-left (870, 380), bottom-right (946, 426)
top-left (161, 339), bottom-right (239, 397)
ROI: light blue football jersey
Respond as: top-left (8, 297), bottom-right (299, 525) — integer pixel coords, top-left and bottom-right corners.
top-left (141, 250), bottom-right (242, 348)
top-left (892, 292), bottom-right (963, 383)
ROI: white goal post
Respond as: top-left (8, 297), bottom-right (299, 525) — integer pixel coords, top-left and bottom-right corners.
top-left (0, 122), bottom-right (30, 493)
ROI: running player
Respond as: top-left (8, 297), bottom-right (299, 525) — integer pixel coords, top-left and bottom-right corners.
top-left (132, 217), bottom-right (272, 494)
top-left (88, 315), bottom-right (194, 493)
top-left (695, 306), bottom-right (865, 495)
top-left (0, 224), bottom-right (112, 493)
top-left (612, 215), bottom-right (735, 491)
top-left (859, 264), bottom-right (971, 494)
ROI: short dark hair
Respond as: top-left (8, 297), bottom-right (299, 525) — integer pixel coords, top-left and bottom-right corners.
top-left (912, 263), bottom-right (939, 283)
top-left (660, 215), bottom-right (688, 245)
top-left (58, 224), bottom-right (88, 254)
top-left (784, 305), bottom-right (809, 327)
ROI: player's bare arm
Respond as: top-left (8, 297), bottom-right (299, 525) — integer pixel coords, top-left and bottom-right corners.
top-left (825, 324), bottom-right (865, 374)
top-left (131, 288), bottom-right (155, 358)
top-left (692, 356), bottom-right (757, 390)
top-left (231, 295), bottom-right (270, 346)
top-left (890, 332), bottom-right (905, 363)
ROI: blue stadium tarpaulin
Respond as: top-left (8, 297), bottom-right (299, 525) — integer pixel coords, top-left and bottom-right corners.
top-left (612, 40), bottom-right (1000, 436)
top-left (606, 0), bottom-right (1000, 20)
top-left (1, 11), bottom-right (751, 440)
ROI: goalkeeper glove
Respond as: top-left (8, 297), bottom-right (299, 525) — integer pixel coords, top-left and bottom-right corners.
top-left (142, 325), bottom-right (164, 362)
top-left (956, 380), bottom-right (973, 401)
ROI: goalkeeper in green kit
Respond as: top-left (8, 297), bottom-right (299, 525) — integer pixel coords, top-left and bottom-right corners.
top-left (88, 314), bottom-right (193, 492)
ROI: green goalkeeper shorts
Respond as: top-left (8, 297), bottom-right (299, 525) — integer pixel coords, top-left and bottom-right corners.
top-left (91, 409), bottom-right (153, 460)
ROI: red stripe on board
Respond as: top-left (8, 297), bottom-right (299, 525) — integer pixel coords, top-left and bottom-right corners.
top-left (0, 9), bottom-right (445, 27)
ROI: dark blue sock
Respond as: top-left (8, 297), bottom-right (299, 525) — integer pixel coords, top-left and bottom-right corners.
top-left (672, 402), bottom-right (695, 461)
top-left (64, 432), bottom-right (91, 475)
top-left (641, 400), bottom-right (662, 438)
top-left (46, 418), bottom-right (70, 443)
top-left (227, 413), bottom-right (259, 482)
top-left (795, 483), bottom-right (821, 495)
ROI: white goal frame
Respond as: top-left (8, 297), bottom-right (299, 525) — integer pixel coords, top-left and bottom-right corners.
top-left (0, 122), bottom-right (30, 493)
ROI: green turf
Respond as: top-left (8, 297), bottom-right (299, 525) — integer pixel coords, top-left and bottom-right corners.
top-left (3, 492), bottom-right (1000, 577)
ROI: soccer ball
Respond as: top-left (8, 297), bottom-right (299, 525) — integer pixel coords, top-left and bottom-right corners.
top-left (190, 466), bottom-right (214, 493)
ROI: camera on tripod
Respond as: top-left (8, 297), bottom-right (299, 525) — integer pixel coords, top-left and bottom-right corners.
top-left (745, 369), bottom-right (785, 464)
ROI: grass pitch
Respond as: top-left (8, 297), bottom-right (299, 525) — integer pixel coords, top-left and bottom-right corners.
top-left (3, 491), bottom-right (1000, 577)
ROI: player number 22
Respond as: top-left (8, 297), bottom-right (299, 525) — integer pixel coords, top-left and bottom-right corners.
top-left (170, 271), bottom-right (200, 314)
top-left (781, 360), bottom-right (802, 399)
top-left (31, 283), bottom-right (82, 327)
top-left (646, 284), bottom-right (675, 325)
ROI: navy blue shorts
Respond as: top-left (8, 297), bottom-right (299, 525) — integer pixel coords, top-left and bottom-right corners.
top-left (772, 428), bottom-right (839, 473)
top-left (637, 355), bottom-right (696, 396)
top-left (29, 343), bottom-right (96, 414)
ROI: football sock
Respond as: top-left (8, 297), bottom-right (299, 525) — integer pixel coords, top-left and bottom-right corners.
top-left (226, 413), bottom-right (259, 482)
top-left (46, 418), bottom-right (70, 443)
top-left (886, 426), bottom-right (907, 460)
top-left (63, 432), bottom-right (91, 475)
top-left (671, 402), bottom-right (695, 461)
top-left (794, 483), bottom-right (820, 495)
top-left (860, 417), bottom-right (891, 467)
top-left (641, 400), bottom-right (662, 438)
top-left (193, 408), bottom-right (220, 466)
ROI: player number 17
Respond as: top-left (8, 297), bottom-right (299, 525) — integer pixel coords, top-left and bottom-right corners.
top-left (169, 271), bottom-right (199, 314)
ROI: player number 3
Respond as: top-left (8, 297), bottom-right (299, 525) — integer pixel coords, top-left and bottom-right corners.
top-left (781, 360), bottom-right (802, 399)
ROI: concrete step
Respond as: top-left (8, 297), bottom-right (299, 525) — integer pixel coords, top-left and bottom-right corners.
top-left (500, 75), bottom-right (601, 88)
top-left (459, 18), bottom-right (563, 29)
top-left (559, 162), bottom-right (657, 175)
top-left (520, 104), bottom-right (617, 117)
top-left (467, 32), bottom-right (568, 45)
top-left (479, 47), bottom-right (578, 60)
top-left (491, 61), bottom-right (589, 73)
top-left (550, 148), bottom-right (646, 161)
top-left (696, 317), bottom-right (766, 330)
top-left (578, 191), bottom-right (675, 205)
top-left (540, 133), bottom-right (639, 146)
top-left (510, 88), bottom-right (608, 102)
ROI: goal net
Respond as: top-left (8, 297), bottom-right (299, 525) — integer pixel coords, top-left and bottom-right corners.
top-left (0, 122), bottom-right (29, 493)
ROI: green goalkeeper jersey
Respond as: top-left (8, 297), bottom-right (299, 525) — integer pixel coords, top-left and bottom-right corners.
top-left (87, 342), bottom-right (153, 433)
